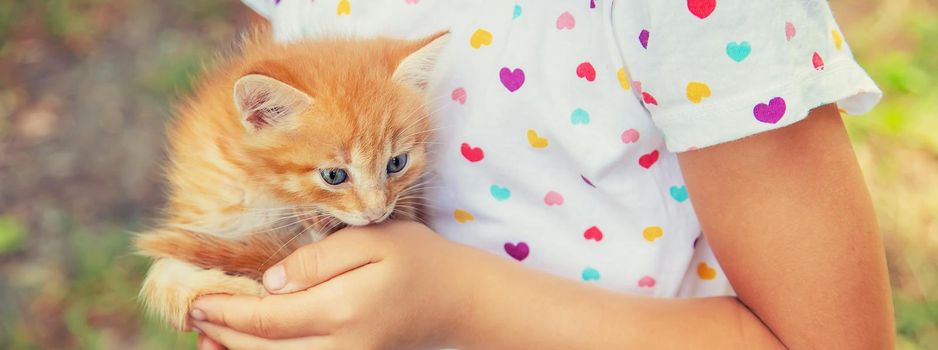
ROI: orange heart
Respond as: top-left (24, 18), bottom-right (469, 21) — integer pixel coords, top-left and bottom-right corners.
top-left (642, 226), bottom-right (663, 242)
top-left (469, 29), bottom-right (493, 49)
top-left (453, 209), bottom-right (474, 223)
top-left (527, 129), bottom-right (549, 148)
top-left (697, 262), bottom-right (717, 280)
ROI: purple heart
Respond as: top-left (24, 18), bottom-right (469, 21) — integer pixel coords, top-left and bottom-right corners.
top-left (753, 97), bottom-right (787, 124)
top-left (590, 0), bottom-right (596, 9)
top-left (499, 67), bottom-right (525, 92)
top-left (639, 29), bottom-right (649, 49)
top-left (504, 242), bottom-right (529, 261)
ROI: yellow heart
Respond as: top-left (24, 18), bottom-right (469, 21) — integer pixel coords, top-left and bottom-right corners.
top-left (469, 29), bottom-right (493, 49)
top-left (642, 226), bottom-right (663, 242)
top-left (685, 82), bottom-right (711, 104)
top-left (616, 67), bottom-right (631, 91)
top-left (337, 0), bottom-right (351, 16)
top-left (832, 29), bottom-right (843, 50)
top-left (697, 262), bottom-right (717, 280)
top-left (527, 129), bottom-right (549, 148)
top-left (453, 209), bottom-right (474, 223)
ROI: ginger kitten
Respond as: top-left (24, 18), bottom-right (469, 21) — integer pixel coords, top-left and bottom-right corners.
top-left (134, 29), bottom-right (449, 330)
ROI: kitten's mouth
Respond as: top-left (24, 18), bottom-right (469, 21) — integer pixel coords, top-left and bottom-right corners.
top-left (294, 210), bottom-right (346, 235)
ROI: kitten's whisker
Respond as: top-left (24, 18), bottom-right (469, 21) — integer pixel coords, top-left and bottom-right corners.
top-left (255, 217), bottom-right (324, 277)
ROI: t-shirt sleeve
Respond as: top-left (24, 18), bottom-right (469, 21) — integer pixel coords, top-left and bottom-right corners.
top-left (612, 0), bottom-right (881, 152)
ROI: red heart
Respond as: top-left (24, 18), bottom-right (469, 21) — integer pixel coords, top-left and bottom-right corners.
top-left (641, 92), bottom-right (658, 106)
top-left (812, 52), bottom-right (825, 70)
top-left (584, 226), bottom-right (603, 241)
top-left (687, 0), bottom-right (716, 19)
top-left (638, 150), bottom-right (659, 169)
top-left (576, 62), bottom-right (596, 82)
top-left (460, 143), bottom-right (484, 162)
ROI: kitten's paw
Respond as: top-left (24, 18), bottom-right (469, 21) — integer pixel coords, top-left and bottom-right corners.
top-left (140, 258), bottom-right (266, 330)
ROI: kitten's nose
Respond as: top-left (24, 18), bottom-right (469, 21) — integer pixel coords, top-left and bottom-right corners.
top-left (365, 208), bottom-right (388, 224)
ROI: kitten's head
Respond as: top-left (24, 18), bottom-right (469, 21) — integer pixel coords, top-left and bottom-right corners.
top-left (228, 32), bottom-right (449, 226)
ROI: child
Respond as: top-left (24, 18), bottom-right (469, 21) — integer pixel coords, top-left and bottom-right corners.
top-left (187, 0), bottom-right (895, 348)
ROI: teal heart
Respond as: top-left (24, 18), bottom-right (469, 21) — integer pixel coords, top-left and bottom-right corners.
top-left (725, 41), bottom-right (751, 62)
top-left (581, 267), bottom-right (600, 281)
top-left (670, 185), bottom-right (689, 202)
top-left (570, 108), bottom-right (590, 125)
top-left (490, 184), bottom-right (511, 201)
top-left (512, 4), bottom-right (522, 19)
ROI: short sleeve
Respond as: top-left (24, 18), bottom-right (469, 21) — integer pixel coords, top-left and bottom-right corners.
top-left (611, 0), bottom-right (881, 152)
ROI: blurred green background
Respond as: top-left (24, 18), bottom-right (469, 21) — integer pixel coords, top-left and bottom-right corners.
top-left (0, 0), bottom-right (935, 348)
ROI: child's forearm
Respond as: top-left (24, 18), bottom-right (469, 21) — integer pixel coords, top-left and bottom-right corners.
top-left (448, 246), bottom-right (783, 349)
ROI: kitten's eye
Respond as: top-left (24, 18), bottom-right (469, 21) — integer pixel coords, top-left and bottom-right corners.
top-left (387, 153), bottom-right (408, 174)
top-left (320, 168), bottom-right (348, 185)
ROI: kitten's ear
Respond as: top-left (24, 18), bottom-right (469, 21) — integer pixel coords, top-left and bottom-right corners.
top-left (392, 31), bottom-right (451, 91)
top-left (233, 74), bottom-right (312, 131)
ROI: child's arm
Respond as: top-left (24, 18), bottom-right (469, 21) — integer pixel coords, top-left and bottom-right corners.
top-left (188, 105), bottom-right (892, 348)
top-left (676, 103), bottom-right (895, 348)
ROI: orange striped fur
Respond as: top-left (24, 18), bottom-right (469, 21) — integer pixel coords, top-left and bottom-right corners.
top-left (135, 27), bottom-right (448, 330)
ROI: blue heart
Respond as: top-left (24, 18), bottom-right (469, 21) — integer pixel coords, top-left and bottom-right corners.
top-left (725, 41), bottom-right (751, 62)
top-left (570, 108), bottom-right (590, 125)
top-left (512, 4), bottom-right (522, 20)
top-left (490, 184), bottom-right (511, 201)
top-left (670, 185), bottom-right (689, 202)
top-left (581, 267), bottom-right (600, 281)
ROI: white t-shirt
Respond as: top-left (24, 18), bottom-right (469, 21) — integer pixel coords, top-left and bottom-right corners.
top-left (242, 0), bottom-right (880, 297)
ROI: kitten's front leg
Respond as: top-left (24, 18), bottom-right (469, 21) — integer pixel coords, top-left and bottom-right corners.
top-left (140, 258), bottom-right (266, 330)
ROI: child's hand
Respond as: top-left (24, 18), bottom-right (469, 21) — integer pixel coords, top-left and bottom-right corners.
top-left (188, 221), bottom-right (475, 350)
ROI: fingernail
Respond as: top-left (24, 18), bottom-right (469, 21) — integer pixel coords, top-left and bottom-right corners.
top-left (192, 326), bottom-right (203, 334)
top-left (190, 308), bottom-right (206, 321)
top-left (264, 264), bottom-right (287, 291)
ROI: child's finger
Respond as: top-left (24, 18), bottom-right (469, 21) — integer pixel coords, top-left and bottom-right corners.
top-left (192, 292), bottom-right (332, 339)
top-left (192, 320), bottom-right (329, 350)
top-left (264, 227), bottom-right (384, 294)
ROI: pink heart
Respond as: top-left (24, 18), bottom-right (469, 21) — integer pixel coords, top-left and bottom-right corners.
top-left (556, 11), bottom-right (575, 30)
top-left (405, 0), bottom-right (419, 3)
top-left (785, 21), bottom-right (796, 41)
top-left (753, 97), bottom-right (787, 124)
top-left (638, 276), bottom-right (656, 288)
top-left (631, 81), bottom-right (642, 94)
top-left (543, 191), bottom-right (564, 206)
top-left (504, 242), bottom-right (529, 261)
top-left (499, 67), bottom-right (525, 92)
top-left (451, 87), bottom-right (467, 104)
top-left (620, 128), bottom-right (640, 144)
